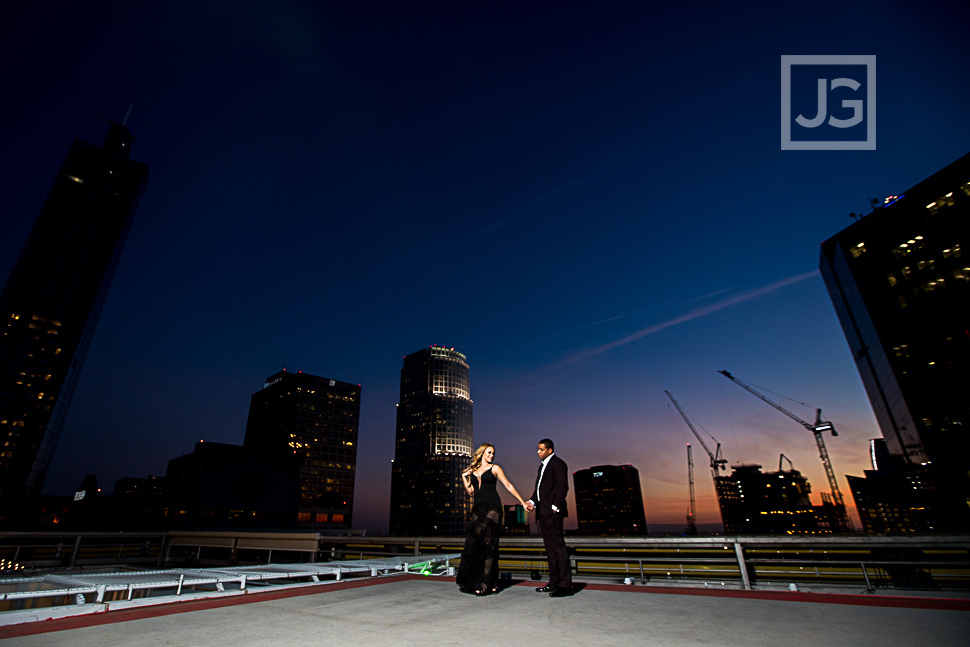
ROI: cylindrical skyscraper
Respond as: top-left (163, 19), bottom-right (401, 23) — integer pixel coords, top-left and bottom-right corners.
top-left (389, 345), bottom-right (473, 536)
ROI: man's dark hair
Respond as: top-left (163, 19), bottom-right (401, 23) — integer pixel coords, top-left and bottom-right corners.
top-left (538, 438), bottom-right (555, 451)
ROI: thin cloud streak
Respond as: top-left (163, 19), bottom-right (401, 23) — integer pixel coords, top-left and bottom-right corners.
top-left (508, 306), bottom-right (653, 352)
top-left (683, 287), bottom-right (731, 303)
top-left (534, 271), bottom-right (820, 374)
top-left (467, 81), bottom-right (729, 244)
top-left (464, 176), bottom-right (589, 242)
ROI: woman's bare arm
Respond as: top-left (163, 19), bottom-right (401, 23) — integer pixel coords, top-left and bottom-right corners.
top-left (492, 465), bottom-right (527, 506)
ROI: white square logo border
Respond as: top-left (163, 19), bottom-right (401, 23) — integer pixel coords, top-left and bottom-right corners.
top-left (781, 54), bottom-right (876, 150)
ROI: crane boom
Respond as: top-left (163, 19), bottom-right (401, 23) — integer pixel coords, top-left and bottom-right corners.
top-left (718, 370), bottom-right (850, 530)
top-left (665, 390), bottom-right (727, 476)
top-left (686, 443), bottom-right (698, 535)
top-left (717, 371), bottom-right (835, 434)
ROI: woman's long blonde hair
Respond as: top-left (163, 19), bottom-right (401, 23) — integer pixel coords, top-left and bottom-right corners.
top-left (467, 443), bottom-right (495, 473)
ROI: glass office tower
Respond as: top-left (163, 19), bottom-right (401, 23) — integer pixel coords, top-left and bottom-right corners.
top-left (389, 345), bottom-right (473, 536)
top-left (819, 152), bottom-right (970, 530)
top-left (0, 121), bottom-right (148, 515)
top-left (244, 369), bottom-right (360, 529)
top-left (574, 464), bottom-right (648, 535)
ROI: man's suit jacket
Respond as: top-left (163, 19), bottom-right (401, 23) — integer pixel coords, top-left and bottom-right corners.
top-left (532, 454), bottom-right (569, 517)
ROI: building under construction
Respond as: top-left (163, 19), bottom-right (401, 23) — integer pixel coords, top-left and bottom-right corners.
top-left (667, 391), bottom-right (847, 535)
top-left (715, 462), bottom-right (839, 535)
top-left (717, 372), bottom-right (851, 532)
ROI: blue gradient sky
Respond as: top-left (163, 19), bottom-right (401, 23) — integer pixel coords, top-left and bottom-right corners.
top-left (2, 1), bottom-right (968, 532)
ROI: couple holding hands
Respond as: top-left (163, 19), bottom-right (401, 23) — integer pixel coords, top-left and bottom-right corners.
top-left (456, 439), bottom-right (572, 597)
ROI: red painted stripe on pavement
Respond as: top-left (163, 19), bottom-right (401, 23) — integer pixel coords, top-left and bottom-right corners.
top-left (512, 580), bottom-right (970, 610)
top-left (0, 573), bottom-right (428, 639)
top-left (1, 574), bottom-right (966, 639)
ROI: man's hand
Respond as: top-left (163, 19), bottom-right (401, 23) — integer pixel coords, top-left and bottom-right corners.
top-left (525, 501), bottom-right (535, 511)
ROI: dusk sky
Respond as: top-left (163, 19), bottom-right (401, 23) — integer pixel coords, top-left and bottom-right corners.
top-left (2, 1), bottom-right (968, 533)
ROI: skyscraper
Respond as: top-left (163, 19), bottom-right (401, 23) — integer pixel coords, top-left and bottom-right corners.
top-left (846, 440), bottom-right (940, 534)
top-left (573, 464), bottom-right (647, 535)
top-left (243, 369), bottom-right (360, 529)
top-left (389, 345), bottom-right (473, 536)
top-left (0, 120), bottom-right (148, 514)
top-left (819, 152), bottom-right (970, 530)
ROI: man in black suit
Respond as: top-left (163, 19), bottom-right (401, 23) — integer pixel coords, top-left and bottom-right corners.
top-left (526, 438), bottom-right (572, 597)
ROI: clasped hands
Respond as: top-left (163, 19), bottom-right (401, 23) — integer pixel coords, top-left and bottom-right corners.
top-left (524, 501), bottom-right (559, 513)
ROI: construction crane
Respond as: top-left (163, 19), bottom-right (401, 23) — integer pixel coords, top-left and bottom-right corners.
top-left (665, 391), bottom-right (728, 478)
top-left (717, 370), bottom-right (850, 530)
top-left (779, 453), bottom-right (794, 472)
top-left (685, 443), bottom-right (698, 535)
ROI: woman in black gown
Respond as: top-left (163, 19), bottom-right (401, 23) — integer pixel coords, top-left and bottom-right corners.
top-left (456, 443), bottom-right (529, 595)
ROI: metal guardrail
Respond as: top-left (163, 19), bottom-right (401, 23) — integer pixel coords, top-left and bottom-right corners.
top-left (0, 554), bottom-right (458, 616)
top-left (2, 531), bottom-right (968, 594)
top-left (0, 531), bottom-right (165, 571)
top-left (313, 534), bottom-right (970, 592)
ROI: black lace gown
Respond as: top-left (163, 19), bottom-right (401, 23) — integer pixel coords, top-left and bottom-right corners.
top-left (456, 466), bottom-right (503, 593)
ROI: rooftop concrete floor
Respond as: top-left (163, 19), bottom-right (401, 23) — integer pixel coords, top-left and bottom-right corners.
top-left (1, 576), bottom-right (968, 646)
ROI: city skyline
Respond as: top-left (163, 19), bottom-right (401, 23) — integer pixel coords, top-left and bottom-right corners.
top-left (1, 2), bottom-right (969, 533)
